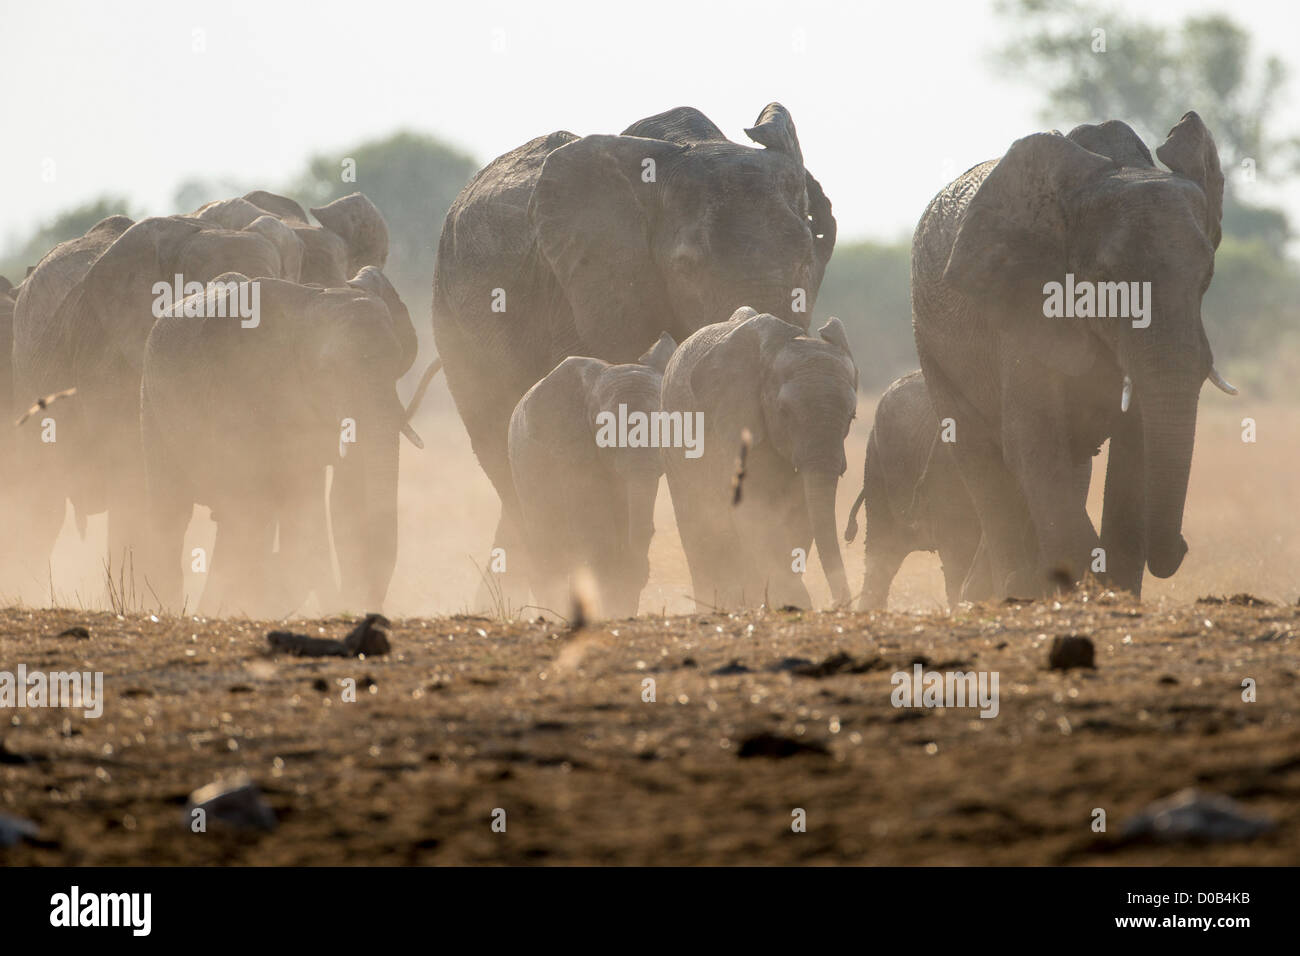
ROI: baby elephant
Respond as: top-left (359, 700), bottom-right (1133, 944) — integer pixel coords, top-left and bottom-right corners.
top-left (844, 371), bottom-right (987, 609)
top-left (509, 333), bottom-right (677, 619)
top-left (662, 308), bottom-right (857, 610)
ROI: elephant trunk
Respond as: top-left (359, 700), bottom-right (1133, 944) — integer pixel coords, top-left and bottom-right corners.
top-left (619, 476), bottom-right (659, 615)
top-left (802, 469), bottom-right (850, 605)
top-left (1139, 374), bottom-right (1201, 579)
top-left (332, 389), bottom-right (401, 609)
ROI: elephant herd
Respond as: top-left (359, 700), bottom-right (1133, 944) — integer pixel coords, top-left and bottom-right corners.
top-left (1, 191), bottom-right (421, 616)
top-left (0, 102), bottom-right (1237, 618)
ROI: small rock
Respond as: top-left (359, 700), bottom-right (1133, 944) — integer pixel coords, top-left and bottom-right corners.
top-left (710, 660), bottom-right (752, 675)
top-left (736, 732), bottom-right (829, 759)
top-left (185, 775), bottom-right (276, 831)
top-left (0, 740), bottom-right (33, 765)
top-left (55, 626), bottom-right (90, 639)
top-left (768, 657), bottom-right (814, 673)
top-left (1049, 635), bottom-right (1095, 670)
top-left (342, 614), bottom-right (391, 656)
top-left (267, 613), bottom-right (391, 658)
top-left (0, 812), bottom-right (40, 848)
top-left (1121, 789), bottom-right (1274, 843)
top-left (267, 631), bottom-right (348, 657)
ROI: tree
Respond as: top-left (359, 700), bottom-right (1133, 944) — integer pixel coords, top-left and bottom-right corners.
top-left (285, 131), bottom-right (479, 310)
top-left (993, 0), bottom-right (1298, 252)
top-left (0, 195), bottom-right (139, 282)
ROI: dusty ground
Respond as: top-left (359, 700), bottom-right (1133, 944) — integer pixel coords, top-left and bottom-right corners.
top-left (1, 381), bottom-right (1296, 865)
top-left (1, 592), bottom-right (1296, 865)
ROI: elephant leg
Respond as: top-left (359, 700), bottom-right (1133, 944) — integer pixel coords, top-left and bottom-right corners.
top-left (465, 397), bottom-right (535, 614)
top-left (750, 496), bottom-right (811, 609)
top-left (1000, 367), bottom-right (1098, 592)
top-left (665, 474), bottom-right (738, 611)
top-left (1100, 400), bottom-right (1146, 597)
top-left (938, 531), bottom-right (983, 607)
top-left (279, 468), bottom-right (337, 613)
top-left (140, 400), bottom-right (192, 614)
top-left (946, 438), bottom-right (1037, 599)
top-left (860, 519), bottom-right (909, 611)
top-left (1, 467), bottom-right (66, 598)
top-left (200, 503), bottom-right (275, 617)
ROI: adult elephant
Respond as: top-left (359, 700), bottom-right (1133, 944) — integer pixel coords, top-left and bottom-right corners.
top-left (56, 216), bottom-right (292, 576)
top-left (912, 113), bottom-right (1236, 600)
top-left (433, 103), bottom-right (837, 605)
top-left (194, 191), bottom-right (392, 289)
top-left (6, 216), bottom-right (134, 585)
top-left (142, 269), bottom-right (414, 616)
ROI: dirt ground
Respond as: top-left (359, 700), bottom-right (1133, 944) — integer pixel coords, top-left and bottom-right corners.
top-left (1, 591), bottom-right (1296, 865)
top-left (1, 387), bottom-right (1297, 865)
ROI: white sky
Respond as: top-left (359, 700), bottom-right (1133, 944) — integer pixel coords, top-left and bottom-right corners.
top-left (3, 0), bottom-right (1298, 247)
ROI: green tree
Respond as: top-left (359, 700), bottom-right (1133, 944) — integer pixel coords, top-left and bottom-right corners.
top-left (0, 195), bottom-right (139, 281)
top-left (993, 0), bottom-right (1298, 251)
top-left (286, 131), bottom-right (479, 313)
top-left (814, 239), bottom-right (915, 395)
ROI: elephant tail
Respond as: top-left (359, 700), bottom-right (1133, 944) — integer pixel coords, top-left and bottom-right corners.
top-left (843, 485), bottom-right (866, 543)
top-left (403, 356), bottom-right (443, 424)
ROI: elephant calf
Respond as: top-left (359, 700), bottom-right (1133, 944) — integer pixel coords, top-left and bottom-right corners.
top-left (844, 371), bottom-right (988, 610)
top-left (662, 308), bottom-right (857, 610)
top-left (141, 268), bottom-right (417, 618)
top-left (508, 333), bottom-right (676, 618)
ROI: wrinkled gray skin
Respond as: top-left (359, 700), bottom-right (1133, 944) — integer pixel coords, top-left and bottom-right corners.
top-left (509, 333), bottom-right (676, 619)
top-left (141, 271), bottom-right (410, 617)
top-left (912, 113), bottom-right (1230, 600)
top-left (662, 309), bottom-right (857, 609)
top-left (843, 371), bottom-right (989, 609)
top-left (433, 103), bottom-right (837, 608)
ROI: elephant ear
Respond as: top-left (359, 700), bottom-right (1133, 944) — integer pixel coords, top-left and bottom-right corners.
top-left (310, 193), bottom-right (389, 275)
top-left (245, 215), bottom-right (304, 282)
top-left (1155, 111), bottom-right (1224, 250)
top-left (194, 197), bottom-right (264, 230)
top-left (689, 313), bottom-right (801, 451)
top-left (744, 102), bottom-right (803, 166)
top-left (818, 316), bottom-right (858, 392)
top-left (1067, 120), bottom-right (1154, 168)
top-left (637, 331), bottom-right (677, 375)
top-left (347, 265), bottom-right (418, 378)
top-left (86, 215), bottom-right (135, 240)
top-left (0, 275), bottom-right (11, 295)
top-left (943, 132), bottom-right (1114, 376)
top-left (84, 216), bottom-right (206, 371)
top-left (529, 134), bottom-right (690, 361)
top-left (622, 106), bottom-right (728, 145)
top-left (805, 170), bottom-right (837, 289)
top-left (243, 190), bottom-right (309, 223)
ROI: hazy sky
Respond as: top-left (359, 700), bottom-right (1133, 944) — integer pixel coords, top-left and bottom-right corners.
top-left (3, 0), bottom-right (1298, 248)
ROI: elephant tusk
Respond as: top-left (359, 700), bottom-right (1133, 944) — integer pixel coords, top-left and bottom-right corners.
top-left (1208, 365), bottom-right (1238, 396)
top-left (401, 422), bottom-right (425, 449)
top-left (1120, 375), bottom-right (1132, 413)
